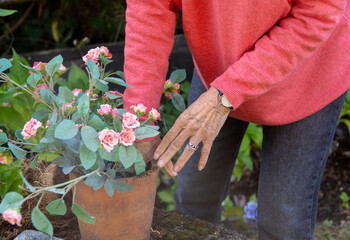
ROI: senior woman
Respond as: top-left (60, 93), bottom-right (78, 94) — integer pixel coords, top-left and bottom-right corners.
top-left (123, 0), bottom-right (350, 239)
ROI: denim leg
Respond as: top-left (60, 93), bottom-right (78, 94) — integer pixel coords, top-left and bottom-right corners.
top-left (175, 68), bottom-right (249, 223)
top-left (258, 91), bottom-right (347, 240)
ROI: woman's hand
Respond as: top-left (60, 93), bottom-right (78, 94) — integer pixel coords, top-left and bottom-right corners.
top-left (154, 86), bottom-right (231, 176)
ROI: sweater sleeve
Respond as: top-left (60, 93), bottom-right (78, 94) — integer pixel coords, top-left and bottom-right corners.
top-left (123, 0), bottom-right (177, 112)
top-left (211, 0), bottom-right (347, 109)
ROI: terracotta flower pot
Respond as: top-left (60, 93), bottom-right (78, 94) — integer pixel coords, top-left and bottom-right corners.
top-left (70, 161), bottom-right (159, 240)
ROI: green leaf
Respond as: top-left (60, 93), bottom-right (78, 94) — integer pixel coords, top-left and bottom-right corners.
top-left (49, 110), bottom-right (58, 125)
top-left (98, 146), bottom-right (119, 162)
top-left (113, 180), bottom-right (133, 193)
top-left (8, 142), bottom-right (27, 159)
top-left (46, 55), bottom-right (63, 77)
top-left (88, 114), bottom-right (104, 131)
top-left (87, 59), bottom-right (100, 78)
top-left (66, 63), bottom-right (89, 90)
top-left (104, 179), bottom-right (115, 197)
top-left (8, 49), bottom-right (30, 84)
top-left (113, 118), bottom-right (123, 132)
top-left (106, 169), bottom-right (116, 179)
top-left (32, 109), bottom-right (49, 121)
top-left (171, 93), bottom-right (186, 112)
top-left (20, 172), bottom-right (36, 192)
top-left (19, 61), bottom-right (42, 77)
top-left (0, 9), bottom-right (17, 17)
top-left (29, 156), bottom-right (39, 169)
top-left (46, 199), bottom-right (67, 215)
top-left (40, 89), bottom-right (56, 106)
top-left (114, 71), bottom-right (125, 80)
top-left (27, 74), bottom-right (41, 88)
top-left (170, 69), bottom-right (186, 84)
top-left (104, 77), bottom-right (132, 88)
top-left (119, 145), bottom-right (137, 169)
top-left (105, 92), bottom-right (119, 100)
top-left (80, 144), bottom-right (97, 170)
top-left (99, 56), bottom-right (113, 65)
top-left (134, 150), bottom-right (146, 175)
top-left (55, 120), bottom-right (78, 139)
top-left (0, 192), bottom-right (24, 213)
top-left (0, 58), bottom-right (12, 72)
top-left (85, 173), bottom-right (104, 190)
top-left (31, 207), bottom-right (53, 237)
top-left (0, 132), bottom-right (8, 145)
top-left (81, 126), bottom-right (100, 152)
top-left (58, 86), bottom-right (74, 104)
top-left (93, 79), bottom-right (109, 92)
top-left (45, 124), bottom-right (56, 142)
top-left (78, 93), bottom-right (89, 117)
top-left (134, 127), bottom-right (159, 140)
top-left (71, 203), bottom-right (95, 224)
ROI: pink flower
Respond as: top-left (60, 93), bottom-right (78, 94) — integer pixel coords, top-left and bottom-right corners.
top-left (103, 90), bottom-right (123, 101)
top-left (100, 46), bottom-right (113, 59)
top-left (21, 118), bottom-right (42, 139)
top-left (163, 80), bottom-right (180, 99)
top-left (82, 46), bottom-right (112, 65)
top-left (76, 124), bottom-right (82, 129)
top-left (2, 209), bottom-right (22, 226)
top-left (62, 102), bottom-right (74, 110)
top-left (97, 104), bottom-right (112, 115)
top-left (0, 129), bottom-right (3, 133)
top-left (130, 103), bottom-right (147, 115)
top-left (119, 128), bottom-right (136, 146)
top-left (149, 108), bottom-right (161, 121)
top-left (58, 64), bottom-right (66, 71)
top-left (29, 62), bottom-right (47, 74)
top-left (111, 108), bottom-right (119, 118)
top-left (0, 153), bottom-right (11, 165)
top-left (122, 112), bottom-right (140, 129)
top-left (45, 120), bottom-right (50, 128)
top-left (165, 92), bottom-right (172, 99)
top-left (98, 129), bottom-right (119, 152)
top-left (82, 48), bottom-right (101, 65)
top-left (173, 83), bottom-right (180, 93)
top-left (72, 88), bottom-right (83, 97)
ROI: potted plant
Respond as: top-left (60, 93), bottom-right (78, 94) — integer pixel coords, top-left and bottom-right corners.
top-left (0, 46), bottom-right (186, 239)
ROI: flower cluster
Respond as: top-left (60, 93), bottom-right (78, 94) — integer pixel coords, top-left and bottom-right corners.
top-left (21, 118), bottom-right (42, 140)
top-left (163, 79), bottom-right (180, 99)
top-left (243, 201), bottom-right (258, 227)
top-left (82, 46), bottom-right (112, 65)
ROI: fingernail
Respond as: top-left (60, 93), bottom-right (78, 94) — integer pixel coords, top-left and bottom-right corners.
top-left (172, 171), bottom-right (178, 176)
top-left (173, 166), bottom-right (179, 172)
top-left (198, 165), bottom-right (204, 171)
top-left (157, 160), bottom-right (164, 167)
top-left (154, 153), bottom-right (159, 160)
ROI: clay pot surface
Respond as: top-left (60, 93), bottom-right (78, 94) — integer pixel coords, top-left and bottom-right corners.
top-left (70, 161), bottom-right (159, 240)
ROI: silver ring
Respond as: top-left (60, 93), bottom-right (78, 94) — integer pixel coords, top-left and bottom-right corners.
top-left (188, 142), bottom-right (199, 151)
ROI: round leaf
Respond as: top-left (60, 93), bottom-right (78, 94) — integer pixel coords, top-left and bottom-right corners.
top-left (0, 192), bottom-right (24, 213)
top-left (46, 199), bottom-right (67, 215)
top-left (71, 203), bottom-right (95, 224)
top-left (119, 145), bottom-right (137, 169)
top-left (80, 144), bottom-right (97, 170)
top-left (55, 120), bottom-right (78, 139)
top-left (81, 126), bottom-right (100, 152)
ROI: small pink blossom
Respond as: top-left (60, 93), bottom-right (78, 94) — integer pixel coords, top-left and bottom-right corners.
top-left (111, 108), bottom-right (119, 118)
top-left (0, 129), bottom-right (3, 133)
top-left (72, 88), bottom-right (83, 97)
top-left (62, 102), bottom-right (74, 110)
top-left (103, 90), bottom-right (123, 101)
top-left (58, 64), bottom-right (66, 71)
top-left (130, 104), bottom-right (147, 115)
top-left (120, 128), bottom-right (136, 146)
top-left (29, 62), bottom-right (46, 74)
top-left (99, 46), bottom-right (113, 59)
top-left (82, 46), bottom-right (112, 65)
top-left (76, 124), bottom-right (82, 129)
top-left (122, 112), bottom-right (140, 129)
top-left (0, 153), bottom-right (11, 165)
top-left (2, 209), bottom-right (22, 226)
top-left (21, 118), bottom-right (42, 139)
top-left (97, 104), bottom-right (112, 115)
top-left (149, 108), bottom-right (161, 121)
top-left (45, 120), bottom-right (50, 128)
top-left (163, 80), bottom-right (180, 99)
top-left (98, 129), bottom-right (119, 152)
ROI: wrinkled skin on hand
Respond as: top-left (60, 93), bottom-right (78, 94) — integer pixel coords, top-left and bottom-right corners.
top-left (154, 87), bottom-right (231, 177)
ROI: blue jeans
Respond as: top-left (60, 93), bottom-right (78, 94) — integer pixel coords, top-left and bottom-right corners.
top-left (175, 69), bottom-right (347, 239)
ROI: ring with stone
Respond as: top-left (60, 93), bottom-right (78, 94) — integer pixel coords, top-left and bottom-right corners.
top-left (188, 142), bottom-right (199, 151)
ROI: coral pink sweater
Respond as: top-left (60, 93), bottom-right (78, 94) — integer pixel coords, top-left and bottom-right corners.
top-left (123, 0), bottom-right (350, 125)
